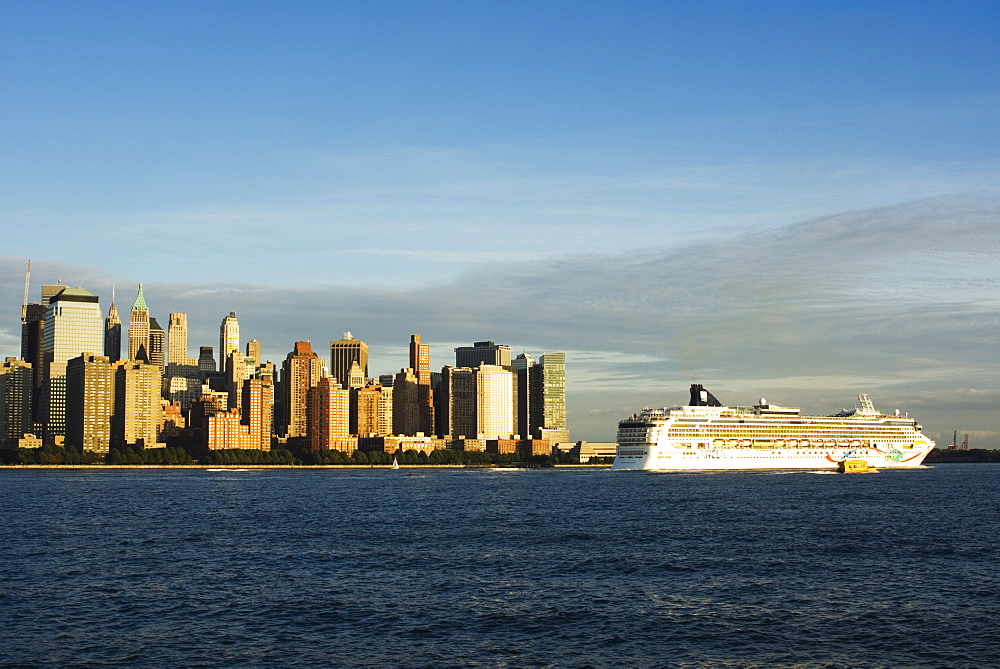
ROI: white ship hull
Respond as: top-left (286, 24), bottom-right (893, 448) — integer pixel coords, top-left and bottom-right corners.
top-left (612, 443), bottom-right (934, 471)
top-left (614, 385), bottom-right (935, 472)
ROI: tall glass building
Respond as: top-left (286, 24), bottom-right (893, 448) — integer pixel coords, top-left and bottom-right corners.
top-left (43, 287), bottom-right (104, 442)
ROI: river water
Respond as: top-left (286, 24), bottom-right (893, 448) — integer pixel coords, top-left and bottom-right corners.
top-left (1, 464), bottom-right (996, 667)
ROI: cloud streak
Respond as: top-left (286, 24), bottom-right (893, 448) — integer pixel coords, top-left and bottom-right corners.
top-left (1, 194), bottom-right (998, 446)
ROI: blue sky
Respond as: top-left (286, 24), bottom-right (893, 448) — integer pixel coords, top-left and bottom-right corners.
top-left (2, 1), bottom-right (999, 444)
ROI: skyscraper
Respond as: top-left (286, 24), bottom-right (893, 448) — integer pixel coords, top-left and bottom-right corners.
top-left (440, 366), bottom-right (477, 438)
top-left (219, 312), bottom-right (239, 374)
top-left (329, 333), bottom-right (368, 389)
top-left (392, 368), bottom-right (420, 436)
top-left (128, 284), bottom-right (150, 361)
top-left (198, 346), bottom-right (217, 372)
top-left (281, 341), bottom-right (324, 439)
top-left (42, 287), bottom-right (104, 442)
top-left (167, 312), bottom-right (194, 367)
top-left (242, 377), bottom-right (274, 451)
top-left (0, 357), bottom-right (32, 447)
top-left (476, 364), bottom-right (514, 440)
top-left (537, 352), bottom-right (567, 442)
top-left (104, 293), bottom-right (121, 362)
top-left (65, 354), bottom-right (113, 453)
top-left (112, 359), bottom-right (162, 448)
top-left (308, 376), bottom-right (350, 452)
top-left (148, 317), bottom-right (165, 372)
top-left (455, 341), bottom-right (512, 368)
top-left (409, 334), bottom-right (434, 436)
top-left (512, 353), bottom-right (534, 439)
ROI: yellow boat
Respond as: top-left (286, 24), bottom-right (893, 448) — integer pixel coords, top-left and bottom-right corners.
top-left (839, 459), bottom-right (879, 474)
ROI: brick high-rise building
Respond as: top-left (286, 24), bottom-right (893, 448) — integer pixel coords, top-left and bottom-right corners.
top-left (308, 376), bottom-right (351, 452)
top-left (112, 359), bottom-right (162, 448)
top-left (281, 341), bottom-right (324, 438)
top-left (65, 354), bottom-right (113, 453)
top-left (392, 368), bottom-right (420, 436)
top-left (409, 334), bottom-right (434, 436)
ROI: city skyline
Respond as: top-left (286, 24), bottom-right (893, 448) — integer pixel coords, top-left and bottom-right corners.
top-left (1, 3), bottom-right (998, 445)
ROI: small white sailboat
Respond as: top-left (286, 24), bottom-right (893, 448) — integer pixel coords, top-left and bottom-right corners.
top-left (391, 457), bottom-right (399, 470)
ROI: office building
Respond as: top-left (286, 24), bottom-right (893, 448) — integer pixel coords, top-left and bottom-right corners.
top-left (128, 284), bottom-right (150, 361)
top-left (104, 297), bottom-right (121, 362)
top-left (42, 287), bottom-right (104, 443)
top-left (475, 364), bottom-right (514, 440)
top-left (455, 341), bottom-right (512, 368)
top-left (329, 333), bottom-right (368, 389)
top-left (537, 352), bottom-right (568, 443)
top-left (167, 313), bottom-right (196, 367)
top-left (439, 366), bottom-right (477, 438)
top-left (198, 346), bottom-right (217, 373)
top-left (148, 317), bottom-right (165, 372)
top-left (219, 312), bottom-right (239, 373)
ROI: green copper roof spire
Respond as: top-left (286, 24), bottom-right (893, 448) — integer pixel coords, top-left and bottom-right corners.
top-left (132, 282), bottom-right (148, 312)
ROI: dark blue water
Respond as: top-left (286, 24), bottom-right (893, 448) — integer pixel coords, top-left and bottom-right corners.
top-left (1, 465), bottom-right (996, 668)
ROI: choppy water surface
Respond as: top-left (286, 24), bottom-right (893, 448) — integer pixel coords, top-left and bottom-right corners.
top-left (1, 464), bottom-right (997, 668)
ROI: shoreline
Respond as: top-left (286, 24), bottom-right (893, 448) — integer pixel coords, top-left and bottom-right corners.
top-left (0, 463), bottom-right (612, 471)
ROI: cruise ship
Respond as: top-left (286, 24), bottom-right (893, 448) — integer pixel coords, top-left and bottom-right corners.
top-left (613, 384), bottom-right (935, 471)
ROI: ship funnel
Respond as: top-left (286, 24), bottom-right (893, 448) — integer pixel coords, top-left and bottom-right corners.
top-left (690, 384), bottom-right (722, 407)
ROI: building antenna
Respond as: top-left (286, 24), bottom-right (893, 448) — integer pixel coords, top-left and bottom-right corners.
top-left (21, 259), bottom-right (31, 323)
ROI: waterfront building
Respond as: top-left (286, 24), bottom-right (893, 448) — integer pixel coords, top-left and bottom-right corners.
top-left (455, 341), bottom-right (512, 368)
top-left (128, 284), bottom-right (150, 361)
top-left (20, 302), bottom-right (46, 425)
top-left (65, 354), bottom-right (113, 453)
top-left (351, 382), bottom-right (393, 437)
top-left (330, 333), bottom-right (368, 389)
top-left (476, 364), bottom-right (514, 440)
top-left (511, 353), bottom-right (534, 440)
top-left (205, 408), bottom-right (251, 450)
top-left (112, 359), bottom-right (162, 448)
top-left (42, 287), bottom-right (104, 443)
top-left (242, 377), bottom-right (274, 451)
top-left (0, 358), bottom-right (32, 447)
top-left (104, 296), bottom-right (121, 362)
top-left (219, 312), bottom-right (239, 374)
top-left (308, 376), bottom-right (352, 452)
top-left (536, 352), bottom-right (568, 443)
top-left (281, 341), bottom-right (324, 438)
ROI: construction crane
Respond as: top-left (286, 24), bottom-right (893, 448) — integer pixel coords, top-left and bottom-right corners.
top-left (21, 259), bottom-right (30, 323)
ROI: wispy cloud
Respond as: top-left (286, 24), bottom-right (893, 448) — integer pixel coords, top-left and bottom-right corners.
top-left (2, 194), bottom-right (998, 445)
